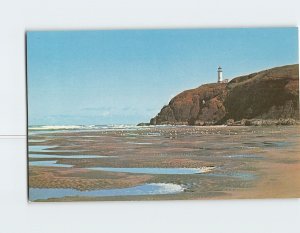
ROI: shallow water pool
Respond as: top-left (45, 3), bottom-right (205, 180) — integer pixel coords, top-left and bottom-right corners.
top-left (29, 183), bottom-right (184, 201)
top-left (29, 160), bottom-right (73, 168)
top-left (29, 145), bottom-right (82, 153)
top-left (88, 167), bottom-right (213, 174)
top-left (29, 154), bottom-right (114, 159)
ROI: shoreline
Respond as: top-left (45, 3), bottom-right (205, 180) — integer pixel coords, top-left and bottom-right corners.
top-left (145, 118), bottom-right (299, 127)
top-left (28, 125), bottom-right (300, 201)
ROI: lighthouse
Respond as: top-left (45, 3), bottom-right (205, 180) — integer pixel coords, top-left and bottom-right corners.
top-left (217, 66), bottom-right (223, 83)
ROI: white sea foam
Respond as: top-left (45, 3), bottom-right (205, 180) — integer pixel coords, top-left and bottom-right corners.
top-left (28, 124), bottom-right (139, 131)
top-left (29, 125), bottom-right (83, 130)
top-left (149, 183), bottom-right (185, 194)
top-left (148, 183), bottom-right (184, 194)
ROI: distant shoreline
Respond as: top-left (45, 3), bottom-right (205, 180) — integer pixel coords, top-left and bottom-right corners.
top-left (138, 118), bottom-right (299, 127)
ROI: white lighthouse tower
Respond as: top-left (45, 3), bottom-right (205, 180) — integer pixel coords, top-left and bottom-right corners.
top-left (217, 66), bottom-right (223, 83)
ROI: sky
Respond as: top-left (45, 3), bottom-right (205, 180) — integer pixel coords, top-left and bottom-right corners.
top-left (27, 28), bottom-right (298, 125)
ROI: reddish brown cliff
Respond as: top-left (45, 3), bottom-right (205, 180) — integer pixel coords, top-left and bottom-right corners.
top-left (150, 64), bottom-right (299, 126)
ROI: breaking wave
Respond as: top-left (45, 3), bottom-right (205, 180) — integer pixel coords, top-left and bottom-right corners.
top-left (28, 124), bottom-right (140, 131)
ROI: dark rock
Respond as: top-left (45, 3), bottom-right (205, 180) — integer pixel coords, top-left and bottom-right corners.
top-left (137, 123), bottom-right (150, 126)
top-left (150, 64), bottom-right (299, 126)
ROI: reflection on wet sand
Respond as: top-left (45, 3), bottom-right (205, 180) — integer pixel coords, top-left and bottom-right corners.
top-left (29, 183), bottom-right (184, 201)
top-left (28, 125), bottom-right (300, 201)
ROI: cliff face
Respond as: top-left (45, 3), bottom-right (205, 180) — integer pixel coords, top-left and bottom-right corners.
top-left (150, 64), bottom-right (299, 125)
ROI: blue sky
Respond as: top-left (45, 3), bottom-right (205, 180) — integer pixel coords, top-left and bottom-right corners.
top-left (27, 28), bottom-right (298, 125)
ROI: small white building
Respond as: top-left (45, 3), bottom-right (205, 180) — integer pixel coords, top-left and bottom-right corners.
top-left (217, 66), bottom-right (228, 83)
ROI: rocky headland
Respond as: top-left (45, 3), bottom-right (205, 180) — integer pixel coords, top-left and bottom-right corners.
top-left (150, 64), bottom-right (299, 126)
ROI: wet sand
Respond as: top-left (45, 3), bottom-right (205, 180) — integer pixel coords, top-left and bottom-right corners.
top-left (28, 125), bottom-right (300, 201)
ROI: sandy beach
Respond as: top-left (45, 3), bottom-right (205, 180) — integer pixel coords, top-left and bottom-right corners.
top-left (28, 125), bottom-right (300, 201)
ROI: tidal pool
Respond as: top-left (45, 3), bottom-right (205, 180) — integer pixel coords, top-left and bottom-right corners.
top-left (28, 139), bottom-right (46, 143)
top-left (29, 145), bottom-right (56, 152)
top-left (262, 141), bottom-right (291, 148)
top-left (225, 154), bottom-right (263, 159)
top-left (203, 172), bottom-right (256, 180)
top-left (88, 167), bottom-right (214, 174)
top-left (243, 141), bottom-right (291, 149)
top-left (29, 160), bottom-right (73, 168)
top-left (29, 145), bottom-right (81, 153)
top-left (126, 142), bottom-right (153, 145)
top-left (29, 154), bottom-right (114, 159)
top-left (29, 183), bottom-right (184, 201)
